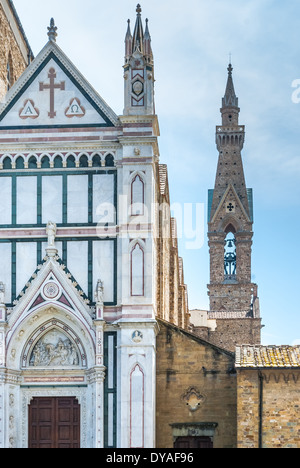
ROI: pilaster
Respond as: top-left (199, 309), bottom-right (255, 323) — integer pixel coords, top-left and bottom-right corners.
top-left (117, 319), bottom-right (158, 448)
top-left (88, 318), bottom-right (106, 448)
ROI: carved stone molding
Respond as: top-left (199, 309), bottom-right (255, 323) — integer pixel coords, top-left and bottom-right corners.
top-left (0, 369), bottom-right (22, 385)
top-left (86, 366), bottom-right (106, 384)
top-left (21, 387), bottom-right (88, 448)
top-left (181, 387), bottom-right (206, 412)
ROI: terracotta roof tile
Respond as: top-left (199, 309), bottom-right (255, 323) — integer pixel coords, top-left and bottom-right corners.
top-left (235, 345), bottom-right (300, 368)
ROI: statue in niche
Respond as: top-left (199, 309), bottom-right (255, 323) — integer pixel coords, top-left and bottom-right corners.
top-left (95, 279), bottom-right (104, 320)
top-left (46, 221), bottom-right (57, 247)
top-left (29, 330), bottom-right (79, 367)
top-left (95, 279), bottom-right (104, 304)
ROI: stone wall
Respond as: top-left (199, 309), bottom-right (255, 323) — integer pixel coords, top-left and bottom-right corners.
top-left (207, 318), bottom-right (261, 353)
top-left (0, 2), bottom-right (29, 101)
top-left (237, 369), bottom-right (300, 448)
top-left (156, 320), bottom-right (237, 448)
top-left (155, 164), bottom-right (189, 329)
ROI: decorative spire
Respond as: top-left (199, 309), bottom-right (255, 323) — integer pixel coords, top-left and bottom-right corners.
top-left (143, 18), bottom-right (153, 60)
top-left (132, 4), bottom-right (144, 53)
top-left (145, 18), bottom-right (150, 37)
top-left (126, 19), bottom-right (132, 38)
top-left (222, 63), bottom-right (239, 109)
top-left (125, 19), bottom-right (133, 57)
top-left (47, 18), bottom-right (58, 42)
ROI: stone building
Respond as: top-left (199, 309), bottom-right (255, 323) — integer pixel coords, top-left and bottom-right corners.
top-left (0, 0), bottom-right (33, 101)
top-left (236, 345), bottom-right (300, 448)
top-left (156, 319), bottom-right (237, 448)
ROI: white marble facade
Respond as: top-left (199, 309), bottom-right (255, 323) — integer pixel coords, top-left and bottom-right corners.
top-left (0, 10), bottom-right (159, 449)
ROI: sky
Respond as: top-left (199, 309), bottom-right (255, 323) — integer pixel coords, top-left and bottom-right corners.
top-left (12, 0), bottom-right (300, 346)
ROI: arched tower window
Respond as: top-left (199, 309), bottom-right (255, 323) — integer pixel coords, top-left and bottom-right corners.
top-left (224, 231), bottom-right (236, 279)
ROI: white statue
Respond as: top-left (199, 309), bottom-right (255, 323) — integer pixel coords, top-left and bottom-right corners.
top-left (46, 221), bottom-right (57, 247)
top-left (95, 279), bottom-right (104, 304)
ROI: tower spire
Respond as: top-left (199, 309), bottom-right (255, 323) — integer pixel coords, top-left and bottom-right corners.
top-left (222, 63), bottom-right (239, 108)
top-left (221, 63), bottom-right (240, 126)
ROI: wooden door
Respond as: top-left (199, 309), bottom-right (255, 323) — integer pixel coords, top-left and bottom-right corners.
top-left (28, 397), bottom-right (80, 449)
top-left (174, 436), bottom-right (213, 449)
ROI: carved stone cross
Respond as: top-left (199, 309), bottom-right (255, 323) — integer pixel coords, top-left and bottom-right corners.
top-left (39, 67), bottom-right (65, 118)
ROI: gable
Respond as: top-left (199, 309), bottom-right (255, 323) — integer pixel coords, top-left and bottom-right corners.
top-left (157, 319), bottom-right (235, 359)
top-left (210, 183), bottom-right (251, 225)
top-left (8, 254), bottom-right (94, 331)
top-left (0, 45), bottom-right (118, 128)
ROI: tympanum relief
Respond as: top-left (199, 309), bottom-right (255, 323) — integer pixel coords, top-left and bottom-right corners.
top-left (29, 330), bottom-right (79, 367)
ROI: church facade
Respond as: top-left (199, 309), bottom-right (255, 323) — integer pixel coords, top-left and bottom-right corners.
top-left (0, 6), bottom-right (189, 449)
top-left (0, 3), bottom-right (299, 450)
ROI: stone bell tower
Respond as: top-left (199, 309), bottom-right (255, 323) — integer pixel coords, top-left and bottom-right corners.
top-left (207, 64), bottom-right (262, 351)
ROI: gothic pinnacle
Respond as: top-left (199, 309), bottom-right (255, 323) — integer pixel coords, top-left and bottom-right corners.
top-left (132, 4), bottom-right (144, 54)
top-left (47, 18), bottom-right (58, 42)
top-left (222, 62), bottom-right (239, 109)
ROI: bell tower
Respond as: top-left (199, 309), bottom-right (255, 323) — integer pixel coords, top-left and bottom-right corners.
top-left (207, 64), bottom-right (261, 351)
top-left (123, 4), bottom-right (155, 115)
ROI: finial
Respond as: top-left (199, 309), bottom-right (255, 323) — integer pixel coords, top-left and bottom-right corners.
top-left (228, 63), bottom-right (233, 76)
top-left (126, 19), bottom-right (132, 36)
top-left (47, 18), bottom-right (58, 42)
top-left (136, 4), bottom-right (142, 15)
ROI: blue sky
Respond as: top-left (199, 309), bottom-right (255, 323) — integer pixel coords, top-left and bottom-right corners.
top-left (12, 0), bottom-right (300, 345)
